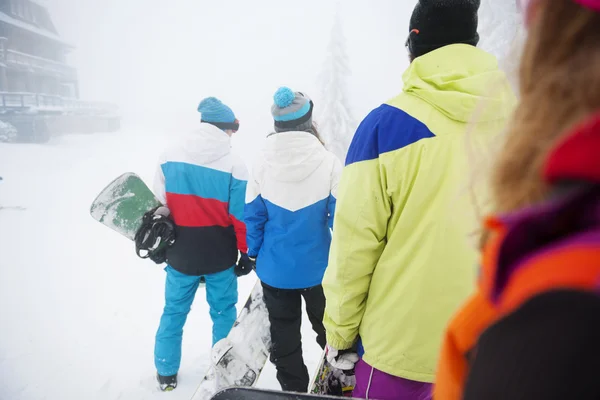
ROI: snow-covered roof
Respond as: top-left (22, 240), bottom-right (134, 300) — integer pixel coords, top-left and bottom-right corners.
top-left (0, 11), bottom-right (73, 47)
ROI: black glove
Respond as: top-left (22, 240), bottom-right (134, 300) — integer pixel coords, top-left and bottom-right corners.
top-left (148, 250), bottom-right (168, 264)
top-left (235, 253), bottom-right (255, 277)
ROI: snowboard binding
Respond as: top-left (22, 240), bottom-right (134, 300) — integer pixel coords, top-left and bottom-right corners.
top-left (134, 206), bottom-right (176, 264)
top-left (311, 359), bottom-right (356, 397)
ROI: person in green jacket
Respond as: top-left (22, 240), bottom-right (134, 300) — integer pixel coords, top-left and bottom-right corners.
top-left (322, 1), bottom-right (517, 399)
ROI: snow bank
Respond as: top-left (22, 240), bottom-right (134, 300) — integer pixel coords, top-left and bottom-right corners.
top-left (0, 120), bottom-right (17, 143)
top-left (0, 130), bottom-right (321, 400)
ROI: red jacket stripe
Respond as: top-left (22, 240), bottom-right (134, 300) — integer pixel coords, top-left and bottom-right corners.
top-left (166, 192), bottom-right (230, 227)
top-left (230, 214), bottom-right (248, 253)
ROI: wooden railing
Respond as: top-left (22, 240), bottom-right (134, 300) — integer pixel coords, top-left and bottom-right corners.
top-left (1, 92), bottom-right (65, 109)
top-left (4, 49), bottom-right (77, 80)
top-left (0, 92), bottom-right (118, 115)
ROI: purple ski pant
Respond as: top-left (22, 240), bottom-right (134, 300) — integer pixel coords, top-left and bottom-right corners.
top-left (353, 359), bottom-right (432, 400)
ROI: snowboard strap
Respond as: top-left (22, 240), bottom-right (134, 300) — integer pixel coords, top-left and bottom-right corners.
top-left (134, 207), bottom-right (176, 264)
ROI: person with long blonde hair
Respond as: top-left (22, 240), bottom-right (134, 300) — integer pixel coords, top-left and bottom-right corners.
top-left (434, 0), bottom-right (600, 398)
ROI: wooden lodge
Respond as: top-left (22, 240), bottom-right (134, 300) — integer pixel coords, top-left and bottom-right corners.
top-left (0, 0), bottom-right (119, 142)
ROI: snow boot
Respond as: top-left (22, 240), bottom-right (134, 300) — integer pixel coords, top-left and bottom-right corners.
top-left (157, 373), bottom-right (177, 391)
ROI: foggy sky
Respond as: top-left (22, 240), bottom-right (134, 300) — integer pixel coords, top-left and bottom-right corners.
top-left (48, 0), bottom-right (413, 134)
top-left (46, 0), bottom-right (518, 143)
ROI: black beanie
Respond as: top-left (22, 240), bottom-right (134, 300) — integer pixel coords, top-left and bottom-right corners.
top-left (407, 0), bottom-right (481, 58)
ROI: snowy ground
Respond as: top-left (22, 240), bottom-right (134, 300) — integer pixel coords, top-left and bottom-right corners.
top-left (0, 130), bottom-right (322, 400)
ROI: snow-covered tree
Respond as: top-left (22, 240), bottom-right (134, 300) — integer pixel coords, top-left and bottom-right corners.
top-left (317, 10), bottom-right (357, 163)
top-left (0, 120), bottom-right (17, 143)
top-left (478, 0), bottom-right (524, 91)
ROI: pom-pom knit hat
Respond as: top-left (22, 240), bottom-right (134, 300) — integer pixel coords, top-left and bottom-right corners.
top-left (271, 87), bottom-right (314, 133)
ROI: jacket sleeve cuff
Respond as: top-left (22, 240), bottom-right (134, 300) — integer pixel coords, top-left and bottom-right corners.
top-left (326, 334), bottom-right (356, 351)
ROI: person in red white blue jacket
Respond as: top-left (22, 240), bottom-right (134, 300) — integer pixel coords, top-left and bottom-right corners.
top-left (152, 97), bottom-right (254, 391)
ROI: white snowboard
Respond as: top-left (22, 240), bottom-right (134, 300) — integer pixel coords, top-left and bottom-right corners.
top-left (191, 280), bottom-right (271, 400)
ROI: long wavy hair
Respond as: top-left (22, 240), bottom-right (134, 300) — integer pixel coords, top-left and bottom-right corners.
top-left (490, 0), bottom-right (600, 215)
top-left (270, 122), bottom-right (326, 146)
top-left (310, 122), bottom-right (326, 146)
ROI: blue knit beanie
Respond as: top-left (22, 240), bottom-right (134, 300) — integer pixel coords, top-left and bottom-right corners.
top-left (198, 97), bottom-right (236, 124)
top-left (271, 87), bottom-right (314, 133)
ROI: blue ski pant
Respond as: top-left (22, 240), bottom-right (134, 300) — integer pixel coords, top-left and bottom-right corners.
top-left (154, 265), bottom-right (238, 376)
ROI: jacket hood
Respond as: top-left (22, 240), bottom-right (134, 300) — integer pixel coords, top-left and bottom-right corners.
top-left (261, 131), bottom-right (327, 182)
top-left (545, 112), bottom-right (600, 185)
top-left (181, 123), bottom-right (231, 164)
top-left (487, 184), bottom-right (600, 303)
top-left (403, 44), bottom-right (516, 123)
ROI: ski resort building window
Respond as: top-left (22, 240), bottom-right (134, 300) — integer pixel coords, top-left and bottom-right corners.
top-left (17, 0), bottom-right (24, 18)
top-left (31, 5), bottom-right (38, 24)
top-left (23, 2), bottom-right (32, 22)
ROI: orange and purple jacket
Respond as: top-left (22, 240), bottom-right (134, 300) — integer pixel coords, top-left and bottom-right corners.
top-left (434, 112), bottom-right (600, 399)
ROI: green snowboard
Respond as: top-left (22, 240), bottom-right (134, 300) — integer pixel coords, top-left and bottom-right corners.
top-left (90, 172), bottom-right (162, 240)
